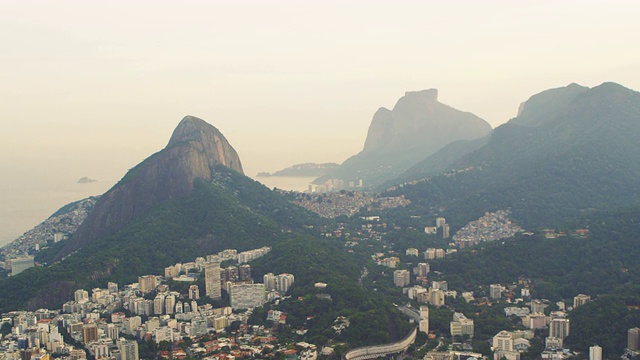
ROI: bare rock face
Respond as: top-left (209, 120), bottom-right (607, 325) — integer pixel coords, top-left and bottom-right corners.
top-left (167, 116), bottom-right (244, 174)
top-left (59, 116), bottom-right (243, 257)
top-left (318, 89), bottom-right (492, 187)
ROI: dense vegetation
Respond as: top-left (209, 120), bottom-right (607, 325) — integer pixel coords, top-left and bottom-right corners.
top-left (387, 83), bottom-right (640, 230)
top-left (0, 167), bottom-right (322, 312)
top-left (249, 235), bottom-right (414, 349)
top-left (565, 287), bottom-right (640, 358)
top-left (428, 208), bottom-right (640, 300)
top-left (0, 166), bottom-right (416, 350)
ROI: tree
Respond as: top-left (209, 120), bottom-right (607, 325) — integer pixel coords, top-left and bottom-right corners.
top-left (0, 322), bottom-right (11, 337)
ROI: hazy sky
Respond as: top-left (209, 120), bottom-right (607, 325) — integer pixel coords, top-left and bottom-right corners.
top-left (2, 0), bottom-right (640, 242)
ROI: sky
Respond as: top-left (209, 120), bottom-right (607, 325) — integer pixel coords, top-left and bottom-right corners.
top-left (1, 0), bottom-right (640, 243)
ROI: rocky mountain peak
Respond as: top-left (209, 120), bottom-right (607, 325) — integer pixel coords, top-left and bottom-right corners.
top-left (316, 89), bottom-right (491, 187)
top-left (167, 115), bottom-right (244, 174)
top-left (58, 116), bottom-right (243, 258)
top-left (404, 89), bottom-right (438, 101)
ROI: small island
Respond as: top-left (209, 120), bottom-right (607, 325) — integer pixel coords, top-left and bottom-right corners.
top-left (257, 162), bottom-right (339, 177)
top-left (77, 177), bottom-right (97, 184)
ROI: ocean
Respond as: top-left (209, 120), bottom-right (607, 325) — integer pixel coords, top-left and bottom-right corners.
top-left (0, 175), bottom-right (314, 247)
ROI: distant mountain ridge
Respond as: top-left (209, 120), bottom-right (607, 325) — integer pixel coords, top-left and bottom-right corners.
top-left (390, 82), bottom-right (640, 228)
top-left (257, 162), bottom-right (339, 177)
top-left (316, 89), bottom-right (492, 188)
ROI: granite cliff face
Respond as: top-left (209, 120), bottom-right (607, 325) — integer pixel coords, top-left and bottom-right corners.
top-left (316, 89), bottom-right (492, 187)
top-left (59, 116), bottom-right (243, 257)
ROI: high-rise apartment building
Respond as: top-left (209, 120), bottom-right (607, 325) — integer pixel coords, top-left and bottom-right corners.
top-left (432, 281), bottom-right (448, 291)
top-left (549, 312), bottom-right (570, 339)
top-left (153, 295), bottom-right (165, 315)
top-left (393, 270), bottom-right (410, 287)
top-left (493, 331), bottom-right (514, 352)
top-left (239, 264), bottom-right (252, 281)
top-left (442, 224), bottom-right (450, 239)
top-left (165, 294), bottom-right (175, 315)
top-left (277, 273), bottom-right (295, 293)
top-left (628, 328), bottom-right (640, 351)
top-left (138, 275), bottom-right (157, 294)
top-left (425, 248), bottom-right (437, 260)
top-left (189, 285), bottom-right (200, 300)
top-left (205, 262), bottom-right (222, 300)
top-left (589, 345), bottom-right (602, 360)
top-left (428, 288), bottom-right (446, 307)
top-left (224, 266), bottom-right (239, 282)
top-left (419, 306), bottom-right (429, 334)
top-left (82, 323), bottom-right (98, 344)
top-left (107, 282), bottom-right (118, 294)
top-left (416, 263), bottom-right (430, 277)
top-left (74, 289), bottom-right (89, 304)
top-left (118, 339), bottom-right (139, 360)
top-left (263, 273), bottom-right (277, 291)
top-left (573, 294), bottom-right (591, 308)
top-left (490, 284), bottom-right (502, 299)
top-left (530, 299), bottom-right (547, 314)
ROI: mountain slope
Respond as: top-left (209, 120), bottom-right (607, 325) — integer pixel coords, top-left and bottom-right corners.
top-left (397, 135), bottom-right (490, 183)
top-left (0, 117), bottom-right (321, 311)
top-left (388, 82), bottom-right (640, 228)
top-left (58, 116), bottom-right (244, 258)
top-left (316, 89), bottom-right (492, 188)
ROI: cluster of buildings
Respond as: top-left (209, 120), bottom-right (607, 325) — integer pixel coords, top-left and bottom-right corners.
top-left (452, 210), bottom-right (524, 248)
top-left (424, 217), bottom-right (451, 239)
top-left (0, 246), bottom-right (296, 360)
top-left (488, 296), bottom-right (589, 360)
top-left (393, 264), bottom-right (455, 307)
top-left (308, 178), bottom-right (363, 193)
top-left (0, 308), bottom-right (140, 360)
top-left (0, 197), bottom-right (98, 272)
top-left (289, 191), bottom-right (409, 219)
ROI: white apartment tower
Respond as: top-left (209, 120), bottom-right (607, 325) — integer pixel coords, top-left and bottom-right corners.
top-left (118, 338), bottom-right (139, 360)
top-left (589, 345), bottom-right (602, 360)
top-left (205, 262), bottom-right (222, 300)
top-left (549, 312), bottom-right (570, 339)
top-left (393, 269), bottom-right (410, 287)
top-left (419, 306), bottom-right (429, 334)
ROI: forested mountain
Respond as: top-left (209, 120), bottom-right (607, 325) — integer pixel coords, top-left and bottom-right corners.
top-left (58, 116), bottom-right (244, 259)
top-left (0, 117), bottom-right (320, 311)
top-left (388, 82), bottom-right (640, 228)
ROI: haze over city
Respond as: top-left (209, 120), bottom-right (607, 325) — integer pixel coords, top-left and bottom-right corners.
top-left (2, 0), bottom-right (640, 243)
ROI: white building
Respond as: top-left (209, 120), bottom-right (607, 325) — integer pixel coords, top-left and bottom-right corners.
top-left (230, 284), bottom-right (266, 310)
top-left (450, 312), bottom-right (474, 338)
top-left (394, 270), bottom-right (410, 287)
top-left (419, 306), bottom-right (429, 334)
top-left (589, 345), bottom-right (602, 360)
top-left (493, 331), bottom-right (514, 352)
top-left (205, 262), bottom-right (221, 300)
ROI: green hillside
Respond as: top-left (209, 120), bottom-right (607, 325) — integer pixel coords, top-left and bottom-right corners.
top-left (0, 165), bottom-right (321, 312)
top-left (388, 82), bottom-right (640, 229)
